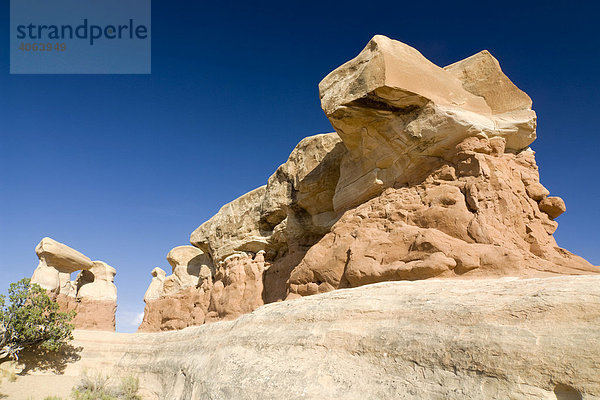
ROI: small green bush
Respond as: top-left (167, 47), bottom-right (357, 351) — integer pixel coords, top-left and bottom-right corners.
top-left (0, 278), bottom-right (75, 361)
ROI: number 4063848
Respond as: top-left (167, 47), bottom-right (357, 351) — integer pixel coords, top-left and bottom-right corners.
top-left (18, 43), bottom-right (66, 51)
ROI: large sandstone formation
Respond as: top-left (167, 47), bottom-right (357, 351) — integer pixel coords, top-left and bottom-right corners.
top-left (6, 277), bottom-right (600, 399)
top-left (30, 237), bottom-right (117, 331)
top-left (140, 35), bottom-right (597, 331)
top-left (286, 36), bottom-right (595, 295)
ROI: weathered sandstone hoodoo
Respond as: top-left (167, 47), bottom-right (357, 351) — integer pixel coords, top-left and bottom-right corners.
top-left (139, 246), bottom-right (266, 331)
top-left (139, 35), bottom-right (598, 331)
top-left (30, 237), bottom-right (117, 331)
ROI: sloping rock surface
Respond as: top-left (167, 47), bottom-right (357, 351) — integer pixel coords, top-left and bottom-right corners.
top-left (6, 277), bottom-right (599, 400)
top-left (15, 276), bottom-right (600, 400)
top-left (127, 277), bottom-right (600, 399)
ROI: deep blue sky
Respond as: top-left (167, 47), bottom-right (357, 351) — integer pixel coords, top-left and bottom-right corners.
top-left (1, 1), bottom-right (599, 332)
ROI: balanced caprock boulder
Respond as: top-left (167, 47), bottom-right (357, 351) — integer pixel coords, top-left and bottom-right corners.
top-left (30, 237), bottom-right (117, 331)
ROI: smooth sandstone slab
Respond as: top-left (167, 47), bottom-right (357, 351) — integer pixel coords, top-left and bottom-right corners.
top-left (319, 35), bottom-right (491, 116)
top-left (444, 50), bottom-right (532, 114)
top-left (32, 237), bottom-right (95, 293)
top-left (32, 237), bottom-right (94, 292)
top-left (34, 237), bottom-right (94, 273)
top-left (122, 277), bottom-right (600, 399)
top-left (12, 277), bottom-right (598, 399)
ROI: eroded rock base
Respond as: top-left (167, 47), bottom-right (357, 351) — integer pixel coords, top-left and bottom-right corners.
top-left (54, 294), bottom-right (117, 331)
top-left (287, 136), bottom-right (596, 295)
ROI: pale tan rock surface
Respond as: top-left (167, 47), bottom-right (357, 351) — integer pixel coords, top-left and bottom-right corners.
top-left (539, 196), bottom-right (567, 220)
top-left (190, 186), bottom-right (268, 263)
top-left (31, 237), bottom-right (94, 294)
top-left (162, 246), bottom-right (213, 296)
top-left (29, 237), bottom-right (118, 331)
top-left (444, 50), bottom-right (533, 114)
top-left (5, 277), bottom-right (600, 399)
top-left (144, 267), bottom-right (167, 302)
top-left (76, 261), bottom-right (117, 301)
top-left (319, 35), bottom-right (537, 212)
top-left (190, 132), bottom-right (346, 264)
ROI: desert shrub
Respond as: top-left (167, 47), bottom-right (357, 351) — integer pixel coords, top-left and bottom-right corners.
top-left (71, 390), bottom-right (117, 400)
top-left (0, 278), bottom-right (75, 361)
top-left (44, 396), bottom-right (65, 400)
top-left (0, 363), bottom-right (17, 384)
top-left (72, 370), bottom-right (116, 400)
top-left (117, 375), bottom-right (142, 400)
top-left (72, 370), bottom-right (141, 400)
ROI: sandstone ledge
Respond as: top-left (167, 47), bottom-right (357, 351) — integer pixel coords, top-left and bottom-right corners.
top-left (124, 276), bottom-right (600, 399)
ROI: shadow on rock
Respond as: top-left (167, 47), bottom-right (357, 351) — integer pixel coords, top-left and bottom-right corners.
top-left (18, 344), bottom-right (83, 375)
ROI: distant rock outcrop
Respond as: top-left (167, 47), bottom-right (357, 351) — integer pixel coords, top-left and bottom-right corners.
top-left (139, 35), bottom-right (598, 331)
top-left (30, 237), bottom-right (117, 331)
top-left (139, 248), bottom-right (266, 332)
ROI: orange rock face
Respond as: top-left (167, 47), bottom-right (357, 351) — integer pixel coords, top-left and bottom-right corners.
top-left (54, 294), bottom-right (116, 331)
top-left (287, 136), bottom-right (596, 296)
